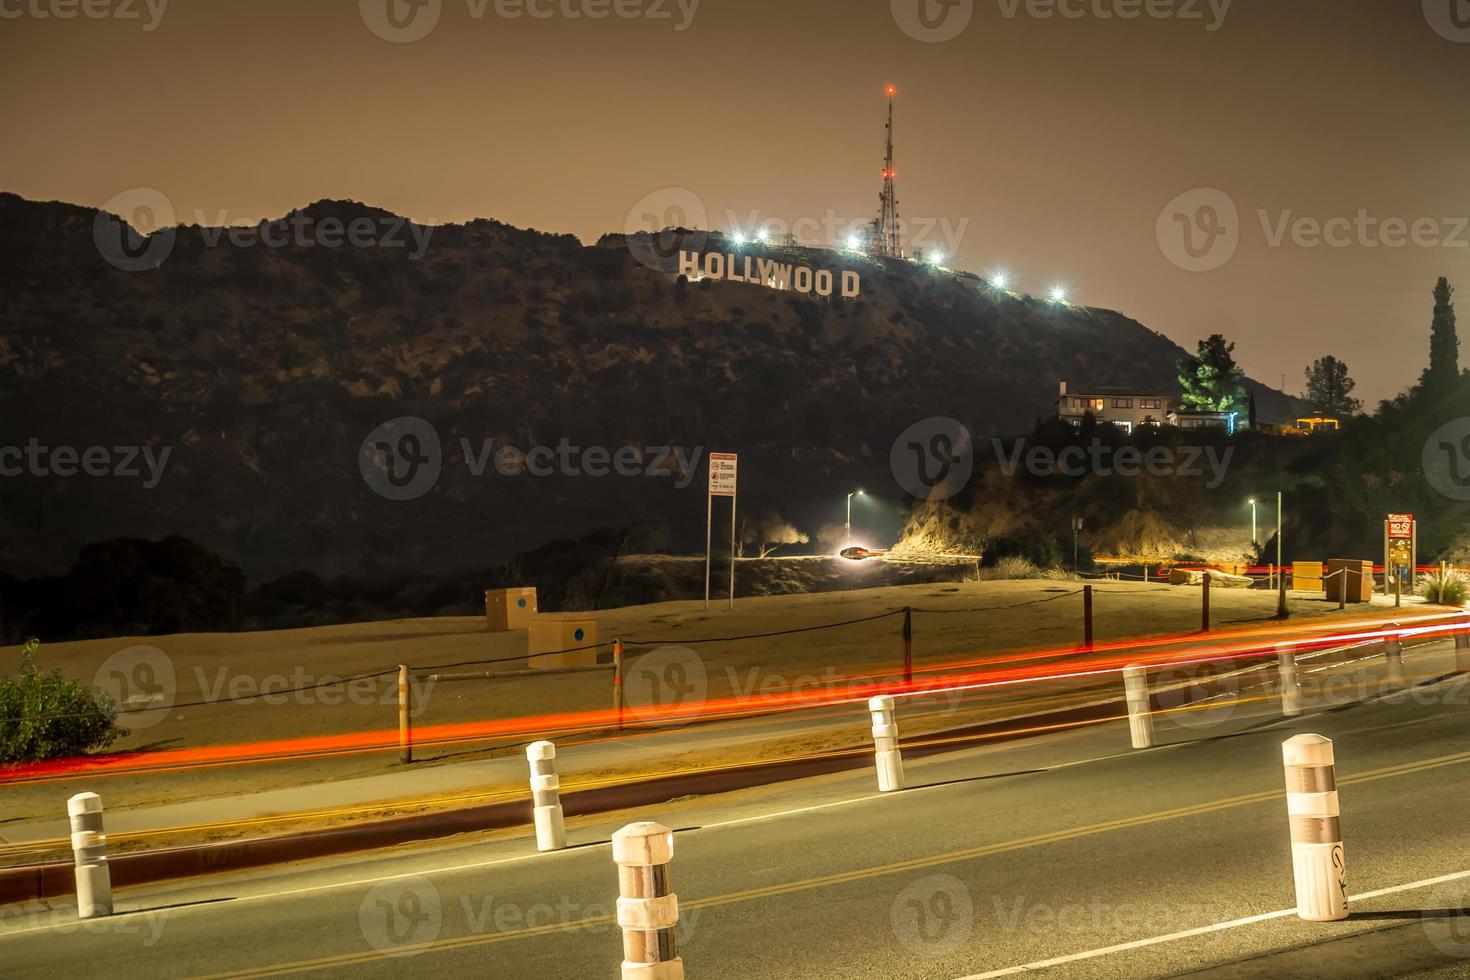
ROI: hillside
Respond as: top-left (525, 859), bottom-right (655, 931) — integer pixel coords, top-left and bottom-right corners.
top-left (0, 193), bottom-right (1299, 586)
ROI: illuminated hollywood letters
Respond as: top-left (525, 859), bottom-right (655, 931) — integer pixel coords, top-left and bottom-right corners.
top-left (678, 250), bottom-right (860, 299)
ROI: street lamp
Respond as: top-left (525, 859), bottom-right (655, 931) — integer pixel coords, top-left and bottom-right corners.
top-left (1247, 498), bottom-right (1257, 547)
top-left (846, 490), bottom-right (864, 547)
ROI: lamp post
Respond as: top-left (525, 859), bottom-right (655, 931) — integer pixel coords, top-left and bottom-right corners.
top-left (846, 490), bottom-right (863, 548)
top-left (1248, 498), bottom-right (1257, 547)
top-left (1072, 516), bottom-right (1084, 573)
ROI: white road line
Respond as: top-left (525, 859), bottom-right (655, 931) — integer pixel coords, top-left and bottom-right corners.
top-left (956, 868), bottom-right (1470, 978)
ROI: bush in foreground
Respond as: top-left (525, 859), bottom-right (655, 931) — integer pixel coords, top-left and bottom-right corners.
top-left (0, 638), bottom-right (125, 764)
top-left (1419, 570), bottom-right (1469, 607)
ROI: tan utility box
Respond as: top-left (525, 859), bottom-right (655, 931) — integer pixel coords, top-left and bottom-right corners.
top-left (485, 588), bottom-right (538, 631)
top-left (1293, 561), bottom-right (1325, 593)
top-left (528, 616), bottom-right (602, 669)
top-left (1326, 559), bottom-right (1373, 603)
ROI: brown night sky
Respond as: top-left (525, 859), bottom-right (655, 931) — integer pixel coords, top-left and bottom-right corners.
top-left (3, 0), bottom-right (1468, 403)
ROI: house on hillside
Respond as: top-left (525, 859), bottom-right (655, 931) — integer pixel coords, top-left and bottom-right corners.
top-left (1055, 381), bottom-right (1176, 434)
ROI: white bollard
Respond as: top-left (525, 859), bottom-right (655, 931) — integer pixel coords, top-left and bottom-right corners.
top-left (613, 821), bottom-right (684, 980)
top-left (68, 792), bottom-right (112, 919)
top-left (526, 740), bottom-right (567, 852)
top-left (1278, 645), bottom-right (1303, 718)
top-left (1383, 623), bottom-right (1406, 691)
top-left (1282, 734), bottom-right (1347, 922)
top-left (1123, 665), bottom-right (1155, 749)
top-left (868, 695), bottom-right (906, 792)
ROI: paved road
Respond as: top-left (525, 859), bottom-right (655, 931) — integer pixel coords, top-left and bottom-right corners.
top-left (4, 639), bottom-right (1470, 978)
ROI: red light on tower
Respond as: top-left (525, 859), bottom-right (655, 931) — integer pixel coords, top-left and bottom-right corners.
top-left (887, 85), bottom-right (896, 97)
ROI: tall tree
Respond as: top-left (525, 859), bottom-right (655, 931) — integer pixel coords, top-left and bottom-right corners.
top-left (1420, 277), bottom-right (1459, 393)
top-left (1177, 334), bottom-right (1248, 413)
top-left (1304, 355), bottom-right (1362, 417)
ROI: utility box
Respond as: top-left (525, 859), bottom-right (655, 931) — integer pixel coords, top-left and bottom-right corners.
top-left (486, 588), bottom-right (538, 631)
top-left (528, 616), bottom-right (602, 670)
top-left (1326, 559), bottom-right (1373, 604)
top-left (1293, 562), bottom-right (1325, 594)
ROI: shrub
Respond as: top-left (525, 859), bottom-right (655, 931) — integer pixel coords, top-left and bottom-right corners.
top-left (977, 556), bottom-right (1047, 581)
top-left (1419, 571), bottom-right (1469, 607)
top-left (0, 638), bottom-right (125, 764)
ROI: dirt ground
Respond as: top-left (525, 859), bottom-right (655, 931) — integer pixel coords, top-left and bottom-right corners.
top-left (0, 577), bottom-right (1415, 855)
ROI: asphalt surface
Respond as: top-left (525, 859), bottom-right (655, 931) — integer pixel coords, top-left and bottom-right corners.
top-left (4, 639), bottom-right (1470, 978)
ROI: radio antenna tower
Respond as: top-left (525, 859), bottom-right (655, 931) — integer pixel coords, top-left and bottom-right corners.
top-left (868, 84), bottom-right (903, 258)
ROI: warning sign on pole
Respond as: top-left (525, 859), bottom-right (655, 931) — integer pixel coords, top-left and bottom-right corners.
top-left (705, 453), bottom-right (739, 610)
top-left (709, 453), bottom-right (738, 496)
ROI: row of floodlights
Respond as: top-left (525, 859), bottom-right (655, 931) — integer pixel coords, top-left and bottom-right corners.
top-left (724, 230), bottom-right (1069, 304)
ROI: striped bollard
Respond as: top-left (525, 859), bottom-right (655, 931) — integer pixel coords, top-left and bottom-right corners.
top-left (1282, 734), bottom-right (1347, 922)
top-left (68, 792), bottom-right (113, 919)
top-left (613, 821), bottom-right (684, 980)
top-left (1277, 645), bottom-right (1302, 718)
top-left (1123, 665), bottom-right (1155, 749)
top-left (1383, 623), bottom-right (1406, 690)
top-left (526, 740), bottom-right (567, 852)
top-left (868, 695), bottom-right (906, 792)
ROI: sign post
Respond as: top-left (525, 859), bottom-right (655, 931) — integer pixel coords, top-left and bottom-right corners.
top-left (1384, 513), bottom-right (1417, 603)
top-left (706, 453), bottom-right (738, 611)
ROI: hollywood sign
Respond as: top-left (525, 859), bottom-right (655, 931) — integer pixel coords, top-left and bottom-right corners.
top-left (678, 250), bottom-right (861, 298)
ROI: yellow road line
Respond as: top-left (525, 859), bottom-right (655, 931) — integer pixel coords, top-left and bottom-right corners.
top-left (192, 744), bottom-right (1470, 978)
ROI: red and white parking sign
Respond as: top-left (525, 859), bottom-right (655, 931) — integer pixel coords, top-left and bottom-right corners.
top-left (1387, 514), bottom-right (1414, 539)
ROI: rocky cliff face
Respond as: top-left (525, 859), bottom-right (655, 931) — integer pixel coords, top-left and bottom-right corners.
top-left (0, 193), bottom-right (1296, 583)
